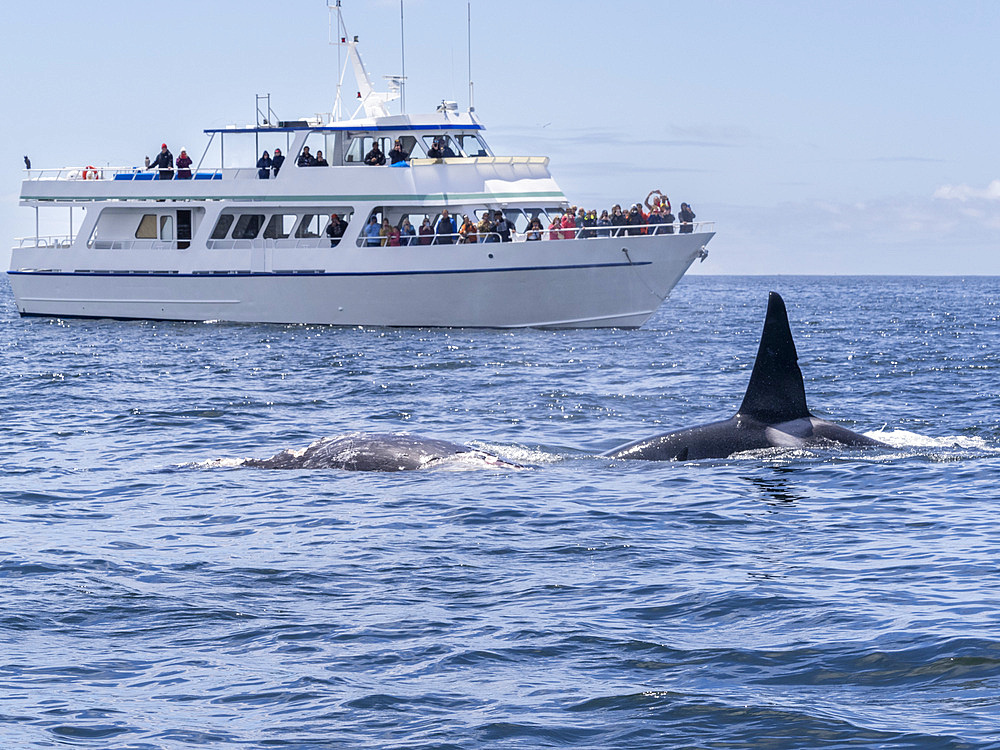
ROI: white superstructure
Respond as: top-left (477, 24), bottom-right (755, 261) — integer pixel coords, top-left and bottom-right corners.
top-left (8, 9), bottom-right (712, 329)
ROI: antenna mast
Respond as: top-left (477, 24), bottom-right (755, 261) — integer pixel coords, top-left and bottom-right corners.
top-left (329, 0), bottom-right (347, 121)
top-left (467, 3), bottom-right (475, 112)
top-left (400, 1), bottom-right (406, 114)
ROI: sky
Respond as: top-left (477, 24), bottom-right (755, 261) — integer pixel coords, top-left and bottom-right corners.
top-left (2, 0), bottom-right (998, 275)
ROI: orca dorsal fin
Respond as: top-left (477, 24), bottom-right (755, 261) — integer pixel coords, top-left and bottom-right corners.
top-left (736, 292), bottom-right (811, 423)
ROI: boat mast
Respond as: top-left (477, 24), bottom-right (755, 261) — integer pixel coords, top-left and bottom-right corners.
top-left (467, 2), bottom-right (475, 113)
top-left (329, 0), bottom-right (347, 122)
top-left (400, 0), bottom-right (406, 114)
top-left (329, 1), bottom-right (403, 121)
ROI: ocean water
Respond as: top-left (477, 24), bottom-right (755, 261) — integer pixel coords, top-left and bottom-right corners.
top-left (2, 274), bottom-right (999, 749)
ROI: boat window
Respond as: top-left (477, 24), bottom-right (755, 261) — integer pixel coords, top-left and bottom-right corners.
top-left (521, 209), bottom-right (549, 231)
top-left (177, 209), bottom-right (192, 250)
top-left (456, 134), bottom-right (489, 157)
top-left (504, 209), bottom-right (528, 232)
top-left (296, 214), bottom-right (321, 238)
top-left (232, 214), bottom-right (265, 240)
top-left (344, 137), bottom-right (363, 164)
top-left (295, 210), bottom-right (354, 239)
top-left (159, 216), bottom-right (173, 241)
top-left (422, 134), bottom-right (460, 157)
top-left (263, 214), bottom-right (296, 239)
top-left (350, 136), bottom-right (392, 164)
top-left (211, 214), bottom-right (235, 240)
top-left (297, 132), bottom-right (333, 166)
top-left (396, 135), bottom-right (420, 158)
top-left (135, 214), bottom-right (157, 239)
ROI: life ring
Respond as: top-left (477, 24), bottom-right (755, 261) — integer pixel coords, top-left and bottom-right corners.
top-left (81, 166), bottom-right (99, 180)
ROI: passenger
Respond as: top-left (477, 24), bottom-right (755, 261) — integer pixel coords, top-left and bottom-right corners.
top-left (661, 203), bottom-right (676, 234)
top-left (314, 150), bottom-right (329, 167)
top-left (679, 202), bottom-right (695, 233)
top-left (596, 210), bottom-right (612, 237)
top-left (364, 215), bottom-right (382, 247)
top-left (435, 209), bottom-right (455, 244)
top-left (477, 213), bottom-right (495, 243)
top-left (647, 205), bottom-right (664, 235)
top-left (271, 148), bottom-right (285, 176)
top-left (325, 213), bottom-right (345, 247)
top-left (297, 146), bottom-right (316, 167)
top-left (560, 210), bottom-right (576, 240)
top-left (525, 217), bottom-right (543, 241)
top-left (257, 150), bottom-right (272, 179)
top-left (625, 204), bottom-right (643, 236)
top-left (379, 218), bottom-right (393, 246)
top-left (176, 147), bottom-right (192, 179)
top-left (387, 222), bottom-right (401, 246)
top-left (400, 218), bottom-right (416, 246)
top-left (388, 139), bottom-right (408, 165)
top-left (418, 217), bottom-right (434, 245)
top-left (645, 189), bottom-right (670, 214)
top-left (146, 143), bottom-right (174, 180)
top-left (547, 216), bottom-right (561, 240)
top-left (459, 215), bottom-right (477, 244)
top-left (610, 204), bottom-right (626, 237)
top-left (494, 211), bottom-right (513, 242)
top-left (364, 141), bottom-right (386, 166)
top-left (441, 140), bottom-right (457, 158)
top-left (426, 139), bottom-right (445, 159)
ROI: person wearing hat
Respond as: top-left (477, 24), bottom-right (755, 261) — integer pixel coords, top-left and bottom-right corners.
top-left (176, 147), bottom-right (192, 179)
top-left (271, 148), bottom-right (284, 177)
top-left (146, 143), bottom-right (174, 180)
top-left (257, 150), bottom-right (272, 179)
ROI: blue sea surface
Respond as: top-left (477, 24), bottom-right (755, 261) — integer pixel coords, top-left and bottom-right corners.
top-left (1, 275), bottom-right (999, 749)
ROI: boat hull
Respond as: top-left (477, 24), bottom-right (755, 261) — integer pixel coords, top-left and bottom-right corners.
top-left (7, 233), bottom-right (711, 328)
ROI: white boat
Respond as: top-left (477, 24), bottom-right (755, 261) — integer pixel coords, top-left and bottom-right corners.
top-left (8, 7), bottom-right (713, 329)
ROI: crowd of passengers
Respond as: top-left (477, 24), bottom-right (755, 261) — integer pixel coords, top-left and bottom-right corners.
top-left (145, 133), bottom-right (455, 180)
top-left (255, 136), bottom-right (455, 177)
top-left (352, 191), bottom-right (696, 247)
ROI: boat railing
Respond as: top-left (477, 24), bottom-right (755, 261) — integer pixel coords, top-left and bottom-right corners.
top-left (513, 221), bottom-right (715, 241)
top-left (353, 222), bottom-right (714, 247)
top-left (15, 234), bottom-right (74, 249)
top-left (21, 154), bottom-right (552, 183)
top-left (22, 166), bottom-right (230, 182)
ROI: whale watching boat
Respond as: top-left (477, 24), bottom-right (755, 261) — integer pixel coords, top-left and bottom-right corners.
top-left (8, 5), bottom-right (713, 328)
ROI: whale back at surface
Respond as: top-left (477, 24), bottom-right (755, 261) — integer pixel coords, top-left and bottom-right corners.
top-left (242, 433), bottom-right (513, 471)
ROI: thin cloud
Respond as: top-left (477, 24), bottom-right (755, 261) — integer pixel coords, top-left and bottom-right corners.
top-left (868, 156), bottom-right (945, 164)
top-left (933, 179), bottom-right (1000, 201)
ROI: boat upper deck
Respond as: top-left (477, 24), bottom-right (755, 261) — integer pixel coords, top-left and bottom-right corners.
top-left (19, 111), bottom-right (566, 208)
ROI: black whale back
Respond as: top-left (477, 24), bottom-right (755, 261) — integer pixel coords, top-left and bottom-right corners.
top-left (736, 292), bottom-right (811, 423)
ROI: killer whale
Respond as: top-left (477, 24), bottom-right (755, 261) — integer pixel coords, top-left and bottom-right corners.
top-left (606, 291), bottom-right (888, 461)
top-left (241, 432), bottom-right (520, 472)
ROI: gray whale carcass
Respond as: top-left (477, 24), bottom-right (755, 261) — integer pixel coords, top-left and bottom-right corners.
top-left (241, 432), bottom-right (520, 472)
top-left (606, 291), bottom-right (888, 462)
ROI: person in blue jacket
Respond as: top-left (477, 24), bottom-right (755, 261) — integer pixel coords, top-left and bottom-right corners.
top-left (364, 215), bottom-right (382, 247)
